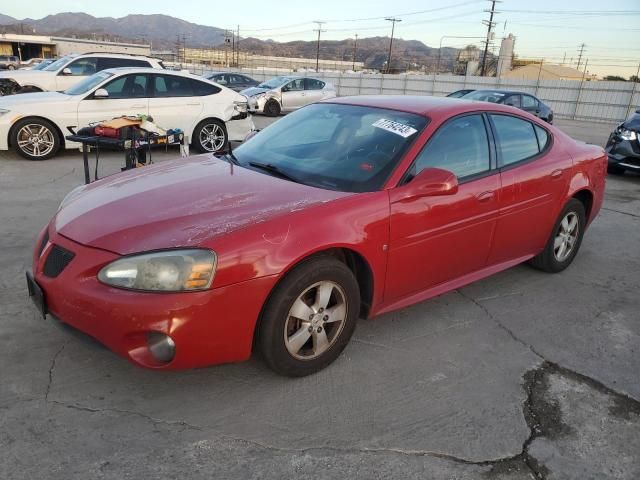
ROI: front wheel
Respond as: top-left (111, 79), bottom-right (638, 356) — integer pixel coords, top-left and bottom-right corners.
top-left (192, 119), bottom-right (228, 153)
top-left (259, 256), bottom-right (360, 377)
top-left (529, 199), bottom-right (585, 273)
top-left (12, 118), bottom-right (61, 160)
top-left (264, 100), bottom-right (281, 117)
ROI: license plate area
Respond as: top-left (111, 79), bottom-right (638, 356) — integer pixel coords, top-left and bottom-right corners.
top-left (26, 271), bottom-right (47, 319)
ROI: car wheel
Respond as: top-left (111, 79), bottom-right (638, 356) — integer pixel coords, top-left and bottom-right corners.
top-left (264, 100), bottom-right (281, 117)
top-left (529, 198), bottom-right (585, 273)
top-left (7, 65), bottom-right (15, 70)
top-left (607, 163), bottom-right (626, 175)
top-left (12, 118), bottom-right (61, 160)
top-left (259, 255), bottom-right (360, 377)
top-left (193, 119), bottom-right (228, 153)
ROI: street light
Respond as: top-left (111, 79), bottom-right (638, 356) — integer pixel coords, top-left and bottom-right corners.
top-left (385, 17), bottom-right (401, 74)
top-left (436, 35), bottom-right (485, 74)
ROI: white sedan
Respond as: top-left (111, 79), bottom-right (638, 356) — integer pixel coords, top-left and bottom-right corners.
top-left (0, 68), bottom-right (254, 160)
top-left (241, 76), bottom-right (336, 116)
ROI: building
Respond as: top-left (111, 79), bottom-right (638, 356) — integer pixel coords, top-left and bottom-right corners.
top-left (0, 33), bottom-right (150, 61)
top-left (497, 34), bottom-right (515, 78)
top-left (503, 63), bottom-right (591, 81)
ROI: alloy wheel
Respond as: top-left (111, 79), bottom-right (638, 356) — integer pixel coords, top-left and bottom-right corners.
top-left (284, 281), bottom-right (347, 360)
top-left (199, 123), bottom-right (226, 152)
top-left (553, 212), bottom-right (579, 262)
top-left (17, 124), bottom-right (56, 158)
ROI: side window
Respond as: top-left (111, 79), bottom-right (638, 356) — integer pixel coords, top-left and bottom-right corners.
top-left (192, 79), bottom-right (221, 96)
top-left (153, 75), bottom-right (194, 97)
top-left (214, 74), bottom-right (228, 85)
top-left (65, 58), bottom-right (97, 76)
top-left (97, 58), bottom-right (150, 70)
top-left (412, 114), bottom-right (490, 180)
top-left (504, 95), bottom-right (521, 108)
top-left (534, 125), bottom-right (549, 150)
top-left (522, 95), bottom-right (538, 109)
top-left (284, 79), bottom-right (304, 91)
top-left (305, 78), bottom-right (325, 90)
top-left (101, 74), bottom-right (149, 98)
top-left (491, 114), bottom-right (541, 166)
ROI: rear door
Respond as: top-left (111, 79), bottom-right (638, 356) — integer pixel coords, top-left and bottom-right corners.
top-left (386, 113), bottom-right (500, 301)
top-left (76, 73), bottom-right (150, 129)
top-left (147, 74), bottom-right (205, 133)
top-left (304, 78), bottom-right (327, 105)
top-left (522, 95), bottom-right (541, 117)
top-left (487, 114), bottom-right (571, 263)
top-left (280, 78), bottom-right (306, 111)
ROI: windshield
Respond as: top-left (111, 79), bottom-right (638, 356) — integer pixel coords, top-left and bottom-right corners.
top-left (32, 60), bottom-right (53, 71)
top-left (64, 71), bottom-right (113, 95)
top-left (44, 57), bottom-right (71, 72)
top-left (462, 91), bottom-right (507, 103)
top-left (257, 76), bottom-right (290, 89)
top-left (233, 103), bottom-right (428, 193)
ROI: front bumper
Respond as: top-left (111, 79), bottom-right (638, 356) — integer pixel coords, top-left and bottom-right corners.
top-left (605, 132), bottom-right (640, 170)
top-left (30, 224), bottom-right (277, 369)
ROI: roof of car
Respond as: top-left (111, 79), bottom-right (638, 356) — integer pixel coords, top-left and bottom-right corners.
top-left (101, 67), bottom-right (202, 79)
top-left (470, 89), bottom-right (534, 96)
top-left (328, 95), bottom-right (529, 118)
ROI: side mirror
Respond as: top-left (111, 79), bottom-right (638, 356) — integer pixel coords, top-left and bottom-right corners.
top-left (398, 167), bottom-right (459, 201)
top-left (93, 88), bottom-right (109, 99)
top-left (61, 67), bottom-right (72, 75)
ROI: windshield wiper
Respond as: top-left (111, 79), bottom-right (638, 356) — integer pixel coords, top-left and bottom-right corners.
top-left (223, 151), bottom-right (240, 165)
top-left (248, 161), bottom-right (300, 183)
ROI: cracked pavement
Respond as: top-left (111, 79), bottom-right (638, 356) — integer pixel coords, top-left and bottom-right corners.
top-left (1, 118), bottom-right (639, 479)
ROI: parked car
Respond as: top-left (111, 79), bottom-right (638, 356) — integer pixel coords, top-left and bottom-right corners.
top-left (23, 59), bottom-right (55, 71)
top-left (0, 55), bottom-right (20, 70)
top-left (446, 89), bottom-right (475, 98)
top-left (242, 76), bottom-right (336, 116)
top-left (461, 89), bottom-right (554, 123)
top-left (26, 96), bottom-right (606, 376)
top-left (605, 108), bottom-right (640, 175)
top-left (204, 72), bottom-right (258, 92)
top-left (0, 68), bottom-right (253, 160)
top-left (0, 53), bottom-right (165, 95)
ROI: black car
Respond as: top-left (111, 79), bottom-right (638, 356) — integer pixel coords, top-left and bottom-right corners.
top-left (461, 89), bottom-right (554, 124)
top-left (205, 72), bottom-right (258, 92)
top-left (446, 89), bottom-right (475, 98)
top-left (605, 109), bottom-right (640, 175)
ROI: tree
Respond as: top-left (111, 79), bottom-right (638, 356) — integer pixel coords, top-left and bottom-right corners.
top-left (630, 75), bottom-right (640, 83)
top-left (603, 75), bottom-right (626, 82)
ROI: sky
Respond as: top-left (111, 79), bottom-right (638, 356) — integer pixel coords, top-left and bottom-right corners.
top-left (3, 0), bottom-right (639, 78)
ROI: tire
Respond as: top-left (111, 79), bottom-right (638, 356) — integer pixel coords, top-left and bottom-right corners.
top-left (7, 65), bottom-right (15, 70)
top-left (529, 199), bottom-right (586, 273)
top-left (192, 119), bottom-right (228, 153)
top-left (259, 256), bottom-right (360, 377)
top-left (11, 118), bottom-right (61, 160)
top-left (607, 163), bottom-right (626, 175)
top-left (264, 100), bottom-right (281, 117)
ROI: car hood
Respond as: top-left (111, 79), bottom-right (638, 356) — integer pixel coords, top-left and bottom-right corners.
top-left (241, 86), bottom-right (272, 97)
top-left (0, 91), bottom-right (72, 108)
top-left (0, 69), bottom-right (50, 80)
top-left (55, 155), bottom-right (351, 255)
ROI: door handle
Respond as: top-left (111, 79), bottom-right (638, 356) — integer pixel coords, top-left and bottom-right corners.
top-left (550, 169), bottom-right (563, 180)
top-left (476, 190), bottom-right (495, 203)
top-left (131, 104), bottom-right (146, 108)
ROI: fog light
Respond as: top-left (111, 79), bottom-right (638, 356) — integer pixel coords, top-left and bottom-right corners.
top-left (146, 332), bottom-right (176, 363)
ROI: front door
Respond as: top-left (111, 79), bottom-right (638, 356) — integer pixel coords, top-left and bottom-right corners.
top-left (385, 114), bottom-right (500, 301)
top-left (280, 78), bottom-right (306, 111)
top-left (77, 73), bottom-right (150, 130)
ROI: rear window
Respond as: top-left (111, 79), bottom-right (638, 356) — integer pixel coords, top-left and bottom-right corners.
top-left (491, 114), bottom-right (541, 166)
top-left (98, 58), bottom-right (151, 70)
top-left (153, 75), bottom-right (220, 97)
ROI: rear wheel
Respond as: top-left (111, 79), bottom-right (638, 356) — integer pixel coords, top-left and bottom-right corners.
top-left (12, 118), bottom-right (60, 160)
top-left (264, 100), bottom-right (281, 117)
top-left (530, 199), bottom-right (585, 273)
top-left (259, 256), bottom-right (360, 377)
top-left (192, 119), bottom-right (228, 153)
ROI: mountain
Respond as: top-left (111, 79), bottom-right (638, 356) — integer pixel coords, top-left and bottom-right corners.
top-left (0, 12), bottom-right (465, 71)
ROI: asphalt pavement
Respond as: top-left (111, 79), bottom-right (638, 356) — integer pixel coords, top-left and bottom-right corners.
top-left (0, 116), bottom-right (638, 480)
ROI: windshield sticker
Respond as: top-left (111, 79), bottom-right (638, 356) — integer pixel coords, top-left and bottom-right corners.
top-left (372, 119), bottom-right (418, 138)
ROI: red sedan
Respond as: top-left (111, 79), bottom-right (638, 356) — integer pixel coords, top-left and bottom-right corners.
top-left (27, 96), bottom-right (606, 376)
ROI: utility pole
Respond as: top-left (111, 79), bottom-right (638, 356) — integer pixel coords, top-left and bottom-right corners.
top-left (561, 52), bottom-right (566, 66)
top-left (313, 21), bottom-right (326, 72)
top-left (231, 30), bottom-right (235, 67)
top-left (576, 43), bottom-right (586, 70)
top-left (352, 34), bottom-right (358, 71)
top-left (480, 0), bottom-right (500, 76)
top-left (385, 17), bottom-right (402, 74)
top-left (237, 25), bottom-right (240, 67)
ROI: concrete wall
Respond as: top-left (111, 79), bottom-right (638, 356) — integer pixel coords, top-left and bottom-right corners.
top-left (53, 37), bottom-right (151, 56)
top-left (188, 64), bottom-right (638, 124)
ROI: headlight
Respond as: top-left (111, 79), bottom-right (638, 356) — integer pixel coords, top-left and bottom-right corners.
top-left (234, 100), bottom-right (248, 113)
top-left (620, 129), bottom-right (637, 141)
top-left (98, 249), bottom-right (217, 292)
top-left (58, 184), bottom-right (86, 211)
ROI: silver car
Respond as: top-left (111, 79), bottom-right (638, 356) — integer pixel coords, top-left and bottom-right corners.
top-left (241, 76), bottom-right (336, 116)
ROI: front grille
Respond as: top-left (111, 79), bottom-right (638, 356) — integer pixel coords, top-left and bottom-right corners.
top-left (38, 229), bottom-right (49, 257)
top-left (43, 245), bottom-right (75, 278)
